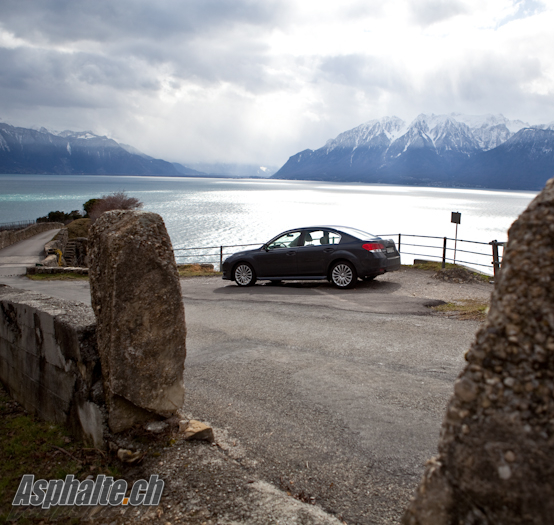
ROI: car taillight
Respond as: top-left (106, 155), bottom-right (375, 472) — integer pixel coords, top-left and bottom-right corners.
top-left (362, 243), bottom-right (384, 252)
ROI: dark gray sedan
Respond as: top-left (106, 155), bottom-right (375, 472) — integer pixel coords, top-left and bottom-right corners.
top-left (222, 226), bottom-right (400, 288)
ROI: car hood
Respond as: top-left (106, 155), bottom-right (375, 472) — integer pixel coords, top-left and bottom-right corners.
top-left (227, 247), bottom-right (262, 259)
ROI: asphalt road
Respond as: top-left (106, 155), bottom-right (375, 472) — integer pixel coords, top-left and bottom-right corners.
top-left (181, 278), bottom-right (475, 524)
top-left (0, 229), bottom-right (60, 276)
top-left (0, 269), bottom-right (480, 524)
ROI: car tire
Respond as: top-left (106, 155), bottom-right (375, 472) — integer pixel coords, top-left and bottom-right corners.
top-left (233, 263), bottom-right (257, 286)
top-left (330, 261), bottom-right (357, 289)
top-left (362, 275), bottom-right (376, 282)
top-left (268, 279), bottom-right (282, 286)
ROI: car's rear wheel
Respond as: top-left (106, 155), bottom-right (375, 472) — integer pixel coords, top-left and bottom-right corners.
top-left (234, 263), bottom-right (256, 286)
top-left (330, 261), bottom-right (357, 289)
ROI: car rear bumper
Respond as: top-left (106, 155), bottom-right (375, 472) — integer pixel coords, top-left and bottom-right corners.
top-left (386, 254), bottom-right (401, 272)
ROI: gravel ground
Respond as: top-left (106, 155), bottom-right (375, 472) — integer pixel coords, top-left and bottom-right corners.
top-left (377, 267), bottom-right (493, 303)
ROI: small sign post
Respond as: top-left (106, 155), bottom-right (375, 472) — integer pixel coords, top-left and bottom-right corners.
top-left (451, 212), bottom-right (461, 264)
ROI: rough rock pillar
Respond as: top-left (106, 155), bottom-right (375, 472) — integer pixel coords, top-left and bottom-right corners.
top-left (89, 210), bottom-right (186, 432)
top-left (403, 178), bottom-right (554, 524)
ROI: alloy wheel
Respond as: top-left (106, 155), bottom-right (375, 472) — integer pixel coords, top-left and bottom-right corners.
top-left (332, 263), bottom-right (354, 287)
top-left (235, 264), bottom-right (254, 286)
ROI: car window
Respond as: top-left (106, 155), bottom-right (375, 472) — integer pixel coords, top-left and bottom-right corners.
top-left (335, 227), bottom-right (376, 240)
top-left (267, 231), bottom-right (303, 249)
top-left (302, 230), bottom-right (341, 247)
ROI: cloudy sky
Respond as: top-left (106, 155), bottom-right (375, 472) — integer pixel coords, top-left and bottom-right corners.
top-left (0, 0), bottom-right (552, 168)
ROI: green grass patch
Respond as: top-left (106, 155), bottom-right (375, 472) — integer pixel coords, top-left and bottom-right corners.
top-left (178, 263), bottom-right (222, 277)
top-left (27, 272), bottom-right (89, 281)
top-left (432, 299), bottom-right (489, 321)
top-left (66, 218), bottom-right (91, 239)
top-left (27, 264), bottom-right (222, 280)
top-left (409, 260), bottom-right (458, 271)
top-left (0, 386), bottom-right (119, 522)
top-left (405, 261), bottom-right (493, 283)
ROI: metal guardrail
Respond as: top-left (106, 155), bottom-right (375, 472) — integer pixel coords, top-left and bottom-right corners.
top-left (379, 234), bottom-right (505, 276)
top-left (173, 233), bottom-right (506, 276)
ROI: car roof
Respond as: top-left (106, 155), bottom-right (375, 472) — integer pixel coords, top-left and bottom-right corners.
top-left (277, 226), bottom-right (378, 238)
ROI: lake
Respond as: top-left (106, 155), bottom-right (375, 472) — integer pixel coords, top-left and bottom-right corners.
top-left (0, 174), bottom-right (537, 272)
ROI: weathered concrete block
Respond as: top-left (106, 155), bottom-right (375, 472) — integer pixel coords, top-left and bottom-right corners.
top-left (0, 301), bottom-right (22, 345)
top-left (42, 254), bottom-right (59, 267)
top-left (89, 210), bottom-right (186, 433)
top-left (0, 287), bottom-right (105, 447)
top-left (403, 178), bottom-right (554, 524)
top-left (76, 400), bottom-right (105, 449)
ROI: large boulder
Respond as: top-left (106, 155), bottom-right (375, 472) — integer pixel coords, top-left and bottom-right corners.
top-left (89, 210), bottom-right (186, 433)
top-left (403, 178), bottom-right (554, 524)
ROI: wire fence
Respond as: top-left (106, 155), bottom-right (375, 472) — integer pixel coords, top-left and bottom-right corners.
top-left (173, 233), bottom-right (506, 276)
top-left (0, 220), bottom-right (36, 232)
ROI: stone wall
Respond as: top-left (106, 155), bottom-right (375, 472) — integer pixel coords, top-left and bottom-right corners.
top-left (44, 227), bottom-right (68, 255)
top-left (0, 286), bottom-right (105, 448)
top-left (0, 222), bottom-right (64, 251)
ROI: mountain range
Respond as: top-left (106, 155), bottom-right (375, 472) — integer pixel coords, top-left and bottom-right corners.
top-left (0, 123), bottom-right (204, 177)
top-left (0, 122), bottom-right (278, 179)
top-left (3, 115), bottom-right (553, 190)
top-left (272, 114), bottom-right (554, 190)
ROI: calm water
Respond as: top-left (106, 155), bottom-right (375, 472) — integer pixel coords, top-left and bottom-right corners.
top-left (0, 174), bottom-right (537, 272)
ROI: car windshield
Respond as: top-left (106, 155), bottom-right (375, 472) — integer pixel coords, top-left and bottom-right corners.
top-left (267, 231), bottom-right (303, 249)
top-left (335, 226), bottom-right (377, 240)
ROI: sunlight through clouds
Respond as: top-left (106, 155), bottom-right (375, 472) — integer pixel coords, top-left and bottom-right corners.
top-left (0, 0), bottom-right (552, 166)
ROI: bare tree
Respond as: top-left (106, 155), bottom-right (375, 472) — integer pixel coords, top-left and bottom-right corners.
top-left (89, 191), bottom-right (143, 222)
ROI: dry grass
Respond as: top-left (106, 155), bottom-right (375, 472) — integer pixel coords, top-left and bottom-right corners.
top-left (26, 264), bottom-right (220, 280)
top-left (406, 261), bottom-right (493, 283)
top-left (66, 218), bottom-right (90, 239)
top-left (432, 299), bottom-right (490, 321)
top-left (27, 272), bottom-right (89, 281)
top-left (178, 263), bottom-right (221, 277)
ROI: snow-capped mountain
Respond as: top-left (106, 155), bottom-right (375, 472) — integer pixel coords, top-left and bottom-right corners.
top-left (272, 113), bottom-right (554, 190)
top-left (0, 123), bottom-right (201, 176)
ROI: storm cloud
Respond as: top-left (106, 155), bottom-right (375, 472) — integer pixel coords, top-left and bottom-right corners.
top-left (0, 0), bottom-right (552, 166)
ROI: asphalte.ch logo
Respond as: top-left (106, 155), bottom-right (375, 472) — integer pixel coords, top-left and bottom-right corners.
top-left (12, 474), bottom-right (164, 508)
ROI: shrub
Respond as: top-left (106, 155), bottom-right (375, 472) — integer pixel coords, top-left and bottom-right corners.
top-left (36, 210), bottom-right (83, 224)
top-left (89, 191), bottom-right (143, 222)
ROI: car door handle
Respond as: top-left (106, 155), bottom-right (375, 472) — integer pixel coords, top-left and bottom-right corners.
top-left (323, 248), bottom-right (334, 253)
top-left (286, 251), bottom-right (296, 256)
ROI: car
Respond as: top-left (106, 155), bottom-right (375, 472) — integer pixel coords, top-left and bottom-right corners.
top-left (221, 226), bottom-right (401, 289)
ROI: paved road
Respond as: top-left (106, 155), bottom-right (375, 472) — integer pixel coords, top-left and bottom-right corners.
top-left (0, 273), bottom-right (480, 523)
top-left (0, 229), bottom-right (60, 276)
top-left (181, 278), bottom-right (475, 524)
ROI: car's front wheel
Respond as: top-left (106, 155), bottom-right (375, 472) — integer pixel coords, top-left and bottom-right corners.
top-left (330, 261), bottom-right (357, 289)
top-left (233, 263), bottom-right (257, 286)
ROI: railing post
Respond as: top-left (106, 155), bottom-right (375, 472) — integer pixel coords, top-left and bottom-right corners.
top-left (490, 240), bottom-right (500, 277)
top-left (442, 237), bottom-right (447, 268)
top-left (220, 246), bottom-right (223, 271)
top-left (398, 233), bottom-right (401, 254)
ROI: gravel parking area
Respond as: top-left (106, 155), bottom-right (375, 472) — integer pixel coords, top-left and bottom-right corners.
top-left (1, 267), bottom-right (494, 525)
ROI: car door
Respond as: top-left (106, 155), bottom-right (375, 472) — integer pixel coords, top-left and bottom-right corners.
top-left (253, 231), bottom-right (301, 277)
top-left (296, 230), bottom-right (341, 276)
